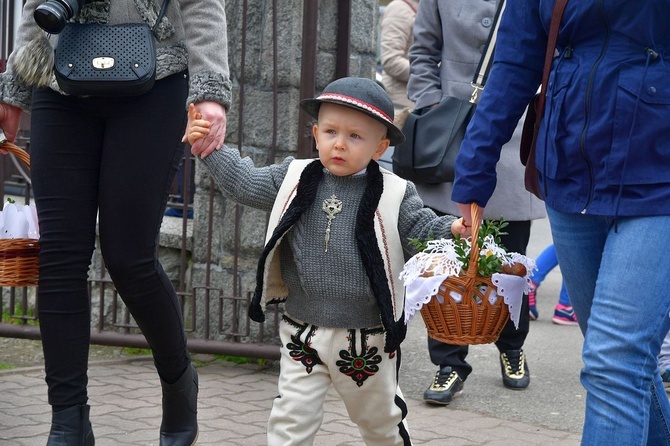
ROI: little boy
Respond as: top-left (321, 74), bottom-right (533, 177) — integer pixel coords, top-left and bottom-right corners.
top-left (187, 77), bottom-right (464, 445)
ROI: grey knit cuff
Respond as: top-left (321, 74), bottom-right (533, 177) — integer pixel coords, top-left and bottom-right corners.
top-left (186, 70), bottom-right (232, 110)
top-left (0, 74), bottom-right (32, 112)
top-left (156, 45), bottom-right (188, 80)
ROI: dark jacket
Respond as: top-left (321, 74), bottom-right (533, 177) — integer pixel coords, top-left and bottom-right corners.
top-left (452, 0), bottom-right (670, 218)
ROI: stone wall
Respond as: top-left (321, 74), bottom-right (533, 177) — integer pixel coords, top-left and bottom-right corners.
top-left (90, 1), bottom-right (381, 343)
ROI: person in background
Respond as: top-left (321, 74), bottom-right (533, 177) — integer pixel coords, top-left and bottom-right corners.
top-left (0, 0), bottom-right (230, 444)
top-left (380, 0), bottom-right (419, 113)
top-left (659, 330), bottom-right (670, 394)
top-left (451, 1), bottom-right (670, 443)
top-left (528, 244), bottom-right (578, 326)
top-left (407, 0), bottom-right (545, 406)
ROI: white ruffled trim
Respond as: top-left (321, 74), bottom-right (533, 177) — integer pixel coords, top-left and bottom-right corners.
top-left (491, 273), bottom-right (526, 329)
top-left (404, 274), bottom-right (447, 323)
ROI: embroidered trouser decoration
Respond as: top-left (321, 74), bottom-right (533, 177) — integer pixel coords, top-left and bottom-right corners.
top-left (337, 328), bottom-right (383, 387)
top-left (284, 317), bottom-right (323, 373)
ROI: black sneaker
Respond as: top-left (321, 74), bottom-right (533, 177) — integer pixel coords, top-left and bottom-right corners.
top-left (500, 349), bottom-right (530, 389)
top-left (423, 366), bottom-right (464, 405)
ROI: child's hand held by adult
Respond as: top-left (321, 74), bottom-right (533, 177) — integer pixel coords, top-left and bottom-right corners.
top-left (188, 101), bottom-right (226, 158)
top-left (184, 104), bottom-right (212, 146)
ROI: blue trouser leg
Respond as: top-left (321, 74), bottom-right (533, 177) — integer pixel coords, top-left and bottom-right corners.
top-left (557, 282), bottom-right (570, 306)
top-left (531, 244), bottom-right (558, 286)
top-left (532, 244), bottom-right (571, 306)
top-left (547, 206), bottom-right (670, 445)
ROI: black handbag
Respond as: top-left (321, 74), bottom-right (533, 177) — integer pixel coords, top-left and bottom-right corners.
top-left (53, 0), bottom-right (169, 97)
top-left (393, 98), bottom-right (476, 183)
top-left (392, 0), bottom-right (506, 184)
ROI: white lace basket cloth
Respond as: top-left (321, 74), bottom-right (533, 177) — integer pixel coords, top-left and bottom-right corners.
top-left (399, 206), bottom-right (535, 345)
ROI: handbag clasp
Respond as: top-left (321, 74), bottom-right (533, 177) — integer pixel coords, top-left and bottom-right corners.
top-left (92, 57), bottom-right (115, 70)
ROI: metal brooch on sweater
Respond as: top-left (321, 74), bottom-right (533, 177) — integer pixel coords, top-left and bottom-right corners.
top-left (322, 195), bottom-right (342, 252)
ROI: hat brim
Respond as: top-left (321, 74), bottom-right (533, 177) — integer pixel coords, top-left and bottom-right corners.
top-left (300, 98), bottom-right (406, 146)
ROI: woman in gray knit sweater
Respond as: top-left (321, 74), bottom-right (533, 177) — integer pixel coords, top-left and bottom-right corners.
top-left (0, 1), bottom-right (230, 445)
top-left (188, 77), bottom-right (463, 445)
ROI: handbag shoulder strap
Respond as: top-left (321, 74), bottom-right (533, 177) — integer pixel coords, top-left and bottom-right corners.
top-left (535, 0), bottom-right (569, 121)
top-left (152, 0), bottom-right (171, 34)
top-left (470, 0), bottom-right (506, 104)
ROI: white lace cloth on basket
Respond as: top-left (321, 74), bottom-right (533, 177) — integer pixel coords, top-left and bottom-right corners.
top-left (400, 241), bottom-right (536, 330)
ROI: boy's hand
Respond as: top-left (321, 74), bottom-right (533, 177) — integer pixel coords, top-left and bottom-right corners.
top-left (183, 103), bottom-right (212, 146)
top-left (186, 101), bottom-right (226, 158)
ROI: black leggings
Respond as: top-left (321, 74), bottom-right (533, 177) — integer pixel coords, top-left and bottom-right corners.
top-left (30, 72), bottom-right (190, 407)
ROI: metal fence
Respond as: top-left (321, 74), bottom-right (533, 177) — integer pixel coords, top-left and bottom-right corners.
top-left (0, 0), bottom-right (354, 360)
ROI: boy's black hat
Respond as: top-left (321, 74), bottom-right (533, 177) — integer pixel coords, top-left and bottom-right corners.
top-left (300, 77), bottom-right (406, 146)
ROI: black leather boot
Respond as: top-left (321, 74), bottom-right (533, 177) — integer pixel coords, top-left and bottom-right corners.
top-left (46, 404), bottom-right (95, 446)
top-left (159, 364), bottom-right (198, 446)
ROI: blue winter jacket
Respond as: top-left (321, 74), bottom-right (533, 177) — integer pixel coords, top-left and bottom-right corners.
top-left (452, 0), bottom-right (670, 217)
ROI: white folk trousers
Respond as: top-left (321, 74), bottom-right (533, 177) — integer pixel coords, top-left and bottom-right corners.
top-left (267, 315), bottom-right (412, 446)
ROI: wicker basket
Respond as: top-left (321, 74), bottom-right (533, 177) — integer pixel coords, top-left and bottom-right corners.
top-left (419, 203), bottom-right (509, 345)
top-left (0, 140), bottom-right (39, 287)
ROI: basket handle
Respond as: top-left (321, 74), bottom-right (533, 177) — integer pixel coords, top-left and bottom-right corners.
top-left (465, 203), bottom-right (483, 281)
top-left (0, 140), bottom-right (31, 168)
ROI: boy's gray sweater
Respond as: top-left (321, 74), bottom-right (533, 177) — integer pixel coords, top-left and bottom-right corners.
top-left (203, 147), bottom-right (456, 329)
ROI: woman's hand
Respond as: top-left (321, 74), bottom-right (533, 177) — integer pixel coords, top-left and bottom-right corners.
top-left (0, 103), bottom-right (22, 144)
top-left (451, 202), bottom-right (484, 237)
top-left (451, 217), bottom-right (472, 237)
top-left (186, 101), bottom-right (226, 158)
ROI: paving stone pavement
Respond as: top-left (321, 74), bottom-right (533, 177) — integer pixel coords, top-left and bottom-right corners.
top-left (0, 354), bottom-right (581, 446)
top-left (0, 219), bottom-right (587, 445)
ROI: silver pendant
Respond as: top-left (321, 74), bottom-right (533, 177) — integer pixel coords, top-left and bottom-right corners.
top-left (322, 195), bottom-right (342, 252)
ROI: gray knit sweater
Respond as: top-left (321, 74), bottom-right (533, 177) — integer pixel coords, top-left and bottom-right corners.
top-left (203, 147), bottom-right (456, 328)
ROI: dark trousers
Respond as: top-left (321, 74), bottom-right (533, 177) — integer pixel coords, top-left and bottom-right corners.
top-left (427, 220), bottom-right (532, 381)
top-left (30, 72), bottom-right (190, 407)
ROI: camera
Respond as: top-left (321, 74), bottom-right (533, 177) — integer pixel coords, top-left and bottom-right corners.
top-left (34, 0), bottom-right (88, 34)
